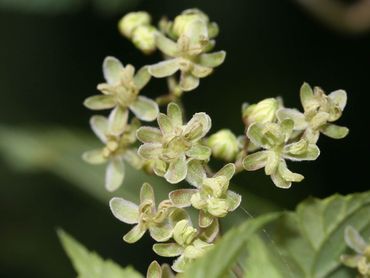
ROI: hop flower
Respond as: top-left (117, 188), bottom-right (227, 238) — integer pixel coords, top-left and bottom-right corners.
top-left (84, 56), bottom-right (159, 129)
top-left (169, 161), bottom-right (241, 227)
top-left (207, 129), bottom-right (239, 161)
top-left (341, 226), bottom-right (370, 277)
top-left (82, 115), bottom-right (141, 191)
top-left (243, 119), bottom-right (320, 188)
top-left (147, 9), bottom-right (225, 92)
top-left (277, 82), bottom-right (349, 143)
top-left (110, 183), bottom-right (175, 243)
top-left (153, 220), bottom-right (213, 273)
top-left (137, 102), bottom-right (212, 184)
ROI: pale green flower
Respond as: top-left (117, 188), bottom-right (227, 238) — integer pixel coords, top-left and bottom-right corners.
top-left (207, 129), bottom-right (240, 162)
top-left (169, 161), bottom-right (241, 227)
top-left (243, 119), bottom-right (320, 188)
top-left (146, 261), bottom-right (175, 278)
top-left (153, 220), bottom-right (213, 273)
top-left (147, 10), bottom-right (225, 91)
top-left (341, 226), bottom-right (370, 277)
top-left (84, 56), bottom-right (158, 125)
top-left (137, 102), bottom-right (212, 184)
top-left (83, 115), bottom-right (142, 191)
top-left (277, 82), bottom-right (349, 143)
top-left (110, 183), bottom-right (175, 243)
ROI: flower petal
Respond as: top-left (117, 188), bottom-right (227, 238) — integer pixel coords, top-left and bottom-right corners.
top-left (147, 261), bottom-right (162, 278)
top-left (246, 123), bottom-right (266, 148)
top-left (183, 112), bottom-right (212, 142)
top-left (186, 144), bottom-right (211, 160)
top-left (278, 160), bottom-right (304, 183)
top-left (344, 226), bottom-right (368, 254)
top-left (226, 190), bottom-right (242, 211)
top-left (169, 189), bottom-right (197, 208)
top-left (130, 96), bottom-right (159, 122)
top-left (155, 33), bottom-right (178, 57)
top-left (172, 255), bottom-right (187, 273)
top-left (123, 224), bottom-right (146, 243)
top-left (179, 72), bottom-right (199, 91)
top-left (140, 182), bottom-right (155, 204)
top-left (149, 224), bottom-right (173, 242)
top-left (133, 66), bottom-right (151, 89)
top-left (328, 89), bottom-right (347, 111)
top-left (277, 108), bottom-right (307, 130)
top-left (191, 64), bottom-right (213, 78)
top-left (138, 143), bottom-right (162, 160)
top-left (158, 113), bottom-right (174, 136)
top-left (82, 149), bottom-right (106, 164)
top-left (300, 82), bottom-right (315, 112)
top-left (136, 126), bottom-right (162, 143)
top-left (108, 106), bottom-right (128, 136)
top-left (200, 219), bottom-right (219, 243)
top-left (265, 151), bottom-right (280, 175)
top-left (83, 95), bottom-right (116, 110)
top-left (149, 58), bottom-right (180, 78)
top-left (199, 51), bottom-right (226, 68)
top-left (122, 148), bottom-right (143, 169)
top-left (105, 158), bottom-right (125, 192)
top-left (283, 141), bottom-right (320, 161)
top-left (186, 160), bottom-right (206, 187)
top-left (153, 243), bottom-right (184, 257)
top-left (320, 124), bottom-right (349, 139)
top-left (270, 170), bottom-right (291, 189)
top-left (164, 155), bottom-right (187, 184)
top-left (109, 197), bottom-right (139, 224)
top-left (167, 102), bottom-right (183, 127)
top-left (103, 56), bottom-right (124, 85)
top-left (243, 151), bottom-right (268, 171)
top-left (90, 115), bottom-right (108, 143)
top-left (214, 163), bottom-right (235, 180)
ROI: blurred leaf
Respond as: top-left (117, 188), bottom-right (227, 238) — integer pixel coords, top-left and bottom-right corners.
top-left (0, 0), bottom-right (140, 15)
top-left (244, 191), bottom-right (370, 277)
top-left (57, 229), bottom-right (143, 278)
top-left (0, 126), bottom-right (280, 213)
top-left (183, 212), bottom-right (280, 278)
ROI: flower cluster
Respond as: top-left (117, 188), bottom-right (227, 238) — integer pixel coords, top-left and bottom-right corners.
top-left (82, 8), bottom-right (350, 277)
top-left (241, 83), bottom-right (348, 188)
top-left (341, 226), bottom-right (370, 277)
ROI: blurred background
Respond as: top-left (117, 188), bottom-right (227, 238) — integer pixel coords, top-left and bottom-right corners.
top-left (1, 0), bottom-right (369, 277)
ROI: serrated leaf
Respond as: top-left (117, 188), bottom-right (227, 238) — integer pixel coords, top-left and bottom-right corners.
top-left (182, 213), bottom-right (280, 278)
top-left (244, 191), bottom-right (370, 278)
top-left (57, 229), bottom-right (143, 278)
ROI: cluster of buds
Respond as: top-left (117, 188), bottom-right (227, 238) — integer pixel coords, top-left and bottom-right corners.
top-left (341, 226), bottom-right (370, 277)
top-left (82, 8), bottom-right (350, 277)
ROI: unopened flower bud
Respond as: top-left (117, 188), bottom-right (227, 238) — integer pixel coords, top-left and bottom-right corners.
top-left (132, 25), bottom-right (157, 54)
top-left (172, 9), bottom-right (209, 38)
top-left (118, 11), bottom-right (151, 38)
top-left (242, 98), bottom-right (279, 125)
top-left (207, 129), bottom-right (239, 161)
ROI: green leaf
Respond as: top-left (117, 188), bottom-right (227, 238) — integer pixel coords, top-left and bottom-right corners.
top-left (57, 229), bottom-right (143, 278)
top-left (244, 191), bottom-right (370, 278)
top-left (182, 213), bottom-right (280, 278)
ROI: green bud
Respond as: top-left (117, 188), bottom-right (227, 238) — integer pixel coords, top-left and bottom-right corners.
top-left (118, 11), bottom-right (151, 38)
top-left (173, 220), bottom-right (197, 246)
top-left (207, 129), bottom-right (239, 161)
top-left (242, 98), bottom-right (279, 125)
top-left (172, 9), bottom-right (209, 38)
top-left (132, 25), bottom-right (157, 54)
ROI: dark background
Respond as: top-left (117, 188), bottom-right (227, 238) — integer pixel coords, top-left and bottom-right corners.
top-left (0, 0), bottom-right (369, 277)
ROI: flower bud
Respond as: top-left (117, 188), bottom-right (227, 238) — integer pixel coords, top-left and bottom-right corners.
top-left (118, 11), bottom-right (151, 38)
top-left (242, 98), bottom-right (279, 125)
top-left (207, 129), bottom-right (239, 161)
top-left (172, 9), bottom-right (209, 38)
top-left (207, 198), bottom-right (228, 217)
top-left (132, 25), bottom-right (157, 54)
top-left (173, 220), bottom-right (197, 246)
top-left (202, 176), bottom-right (228, 198)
